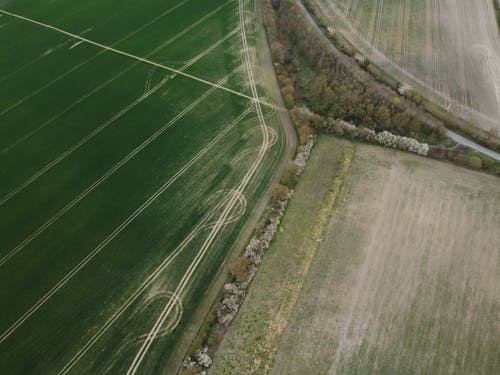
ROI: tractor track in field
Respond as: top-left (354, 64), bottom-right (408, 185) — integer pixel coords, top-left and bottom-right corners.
top-left (124, 1), bottom-right (271, 372)
top-left (401, 0), bottom-right (410, 67)
top-left (0, 0), bottom-right (220, 116)
top-left (0, 0), bottom-right (195, 117)
top-left (0, 26), bottom-right (241, 207)
top-left (0, 67), bottom-right (242, 268)
top-left (0, 37), bottom-right (73, 84)
top-left (0, 1), bottom-right (282, 117)
top-left (476, 0), bottom-right (500, 118)
top-left (0, 1), bottom-right (229, 152)
top-left (57, 183), bottom-right (251, 375)
top-left (0, 102), bottom-right (253, 346)
top-left (372, 0), bottom-right (383, 51)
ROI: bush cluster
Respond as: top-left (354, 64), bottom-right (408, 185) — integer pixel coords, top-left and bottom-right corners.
top-left (376, 131), bottom-right (429, 156)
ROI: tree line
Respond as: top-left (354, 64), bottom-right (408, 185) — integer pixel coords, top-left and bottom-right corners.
top-left (263, 0), bottom-right (446, 143)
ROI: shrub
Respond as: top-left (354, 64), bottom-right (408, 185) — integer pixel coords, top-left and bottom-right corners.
top-left (297, 123), bottom-right (313, 145)
top-left (230, 256), bottom-right (251, 283)
top-left (468, 156), bottom-right (482, 169)
top-left (281, 162), bottom-right (299, 188)
top-left (206, 327), bottom-right (218, 347)
top-left (452, 153), bottom-right (470, 166)
top-left (284, 94), bottom-right (295, 109)
top-left (376, 131), bottom-right (429, 156)
top-left (271, 184), bottom-right (289, 202)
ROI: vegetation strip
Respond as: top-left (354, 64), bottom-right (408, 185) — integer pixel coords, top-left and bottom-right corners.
top-left (246, 145), bottom-right (354, 372)
top-left (209, 137), bottom-right (354, 373)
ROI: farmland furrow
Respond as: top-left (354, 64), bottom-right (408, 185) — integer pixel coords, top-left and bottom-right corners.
top-left (1, 61), bottom-right (138, 155)
top-left (476, 0), bottom-right (500, 118)
top-left (125, 1), bottom-right (271, 372)
top-left (0, 26), bottom-right (241, 207)
top-left (346, 0), bottom-right (358, 26)
top-left (0, 76), bottom-right (170, 204)
top-left (0, 94), bottom-right (251, 345)
top-left (401, 0), bottom-right (409, 67)
top-left (373, 0), bottom-right (383, 50)
top-left (0, 0), bottom-right (194, 117)
top-left (328, 168), bottom-right (412, 373)
top-left (434, 0), bottom-right (443, 99)
top-left (449, 0), bottom-right (468, 108)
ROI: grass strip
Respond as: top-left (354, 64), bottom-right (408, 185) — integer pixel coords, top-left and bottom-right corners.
top-left (210, 137), bottom-right (354, 374)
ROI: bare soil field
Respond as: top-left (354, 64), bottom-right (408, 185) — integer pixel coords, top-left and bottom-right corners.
top-left (271, 142), bottom-right (500, 374)
top-left (312, 0), bottom-right (500, 134)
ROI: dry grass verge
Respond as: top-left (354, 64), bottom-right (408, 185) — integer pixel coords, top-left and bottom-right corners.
top-left (210, 137), bottom-right (354, 374)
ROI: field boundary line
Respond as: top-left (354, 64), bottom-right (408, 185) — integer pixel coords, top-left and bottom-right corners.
top-left (0, 0), bottom-right (231, 150)
top-left (56, 169), bottom-right (252, 374)
top-left (125, 1), bottom-right (271, 372)
top-left (0, 8), bottom-right (276, 109)
top-left (0, 0), bottom-right (193, 117)
top-left (0, 26), bottom-right (241, 207)
top-left (0, 86), bottom-right (251, 345)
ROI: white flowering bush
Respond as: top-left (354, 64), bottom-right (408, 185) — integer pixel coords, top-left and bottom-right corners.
top-left (329, 120), bottom-right (377, 142)
top-left (328, 119), bottom-right (429, 156)
top-left (295, 135), bottom-right (314, 174)
top-left (376, 131), bottom-right (429, 156)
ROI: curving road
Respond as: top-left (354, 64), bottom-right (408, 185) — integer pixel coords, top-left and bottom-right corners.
top-left (447, 130), bottom-right (500, 161)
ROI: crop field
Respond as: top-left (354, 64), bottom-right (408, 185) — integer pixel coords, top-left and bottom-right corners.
top-left (271, 143), bottom-right (499, 374)
top-left (0, 0), bottom-right (289, 373)
top-left (311, 0), bottom-right (500, 133)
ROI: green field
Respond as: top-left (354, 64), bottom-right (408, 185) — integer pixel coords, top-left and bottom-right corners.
top-left (0, 0), bottom-right (289, 373)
